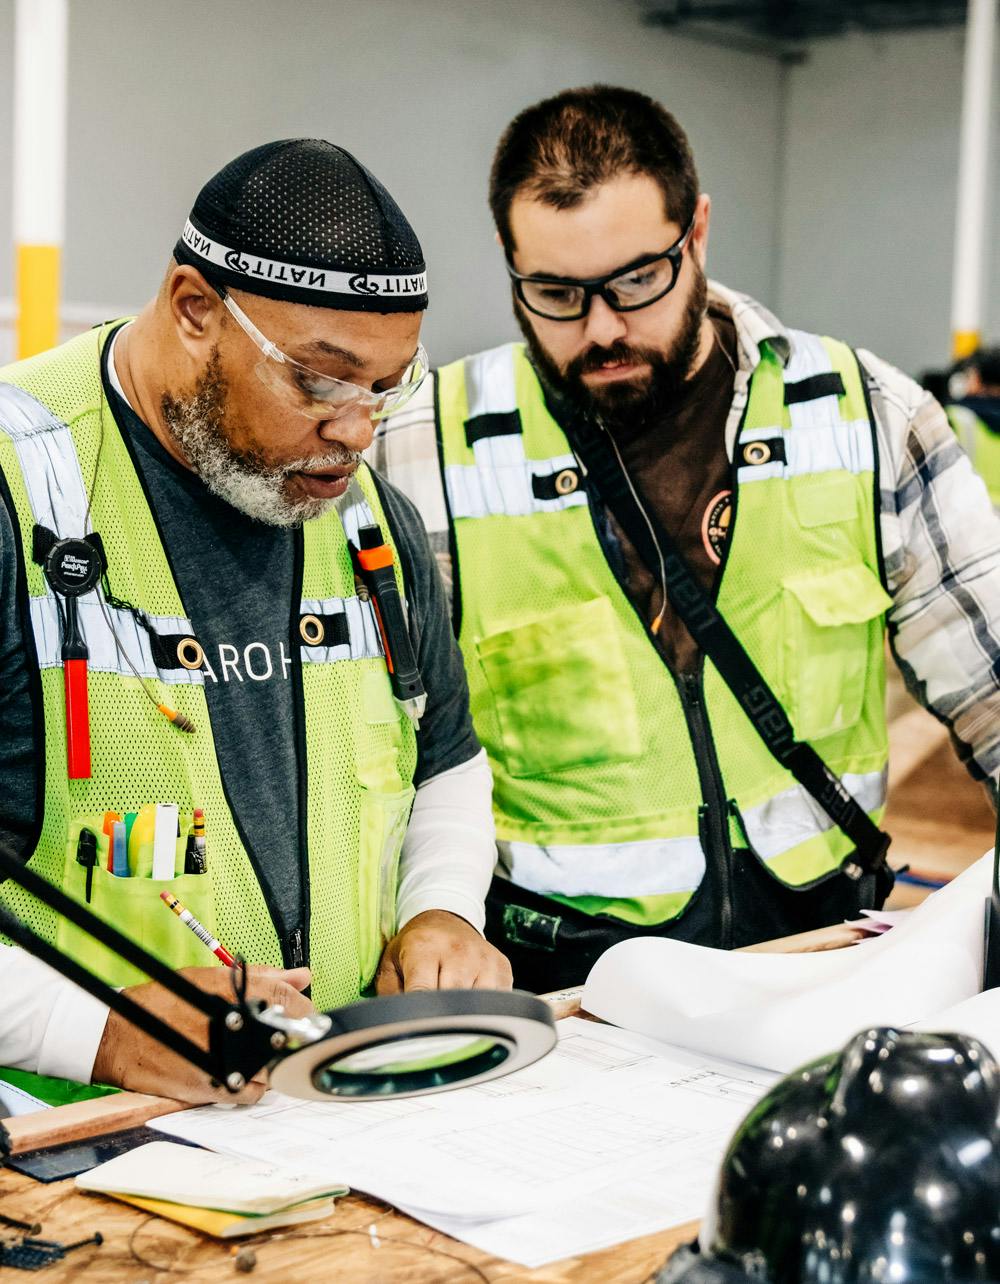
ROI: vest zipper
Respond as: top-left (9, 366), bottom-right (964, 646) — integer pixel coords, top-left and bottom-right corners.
top-left (676, 669), bottom-right (735, 949)
top-left (581, 415), bottom-right (740, 945)
top-left (287, 530), bottom-right (312, 979)
top-left (287, 927), bottom-right (305, 969)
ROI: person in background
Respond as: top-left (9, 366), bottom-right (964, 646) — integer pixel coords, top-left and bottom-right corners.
top-left (947, 346), bottom-right (1000, 507)
top-left (373, 85), bottom-right (1000, 992)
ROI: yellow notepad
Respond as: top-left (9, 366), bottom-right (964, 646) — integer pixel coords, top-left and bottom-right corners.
top-left (105, 1191), bottom-right (336, 1239)
top-left (76, 1140), bottom-right (347, 1215)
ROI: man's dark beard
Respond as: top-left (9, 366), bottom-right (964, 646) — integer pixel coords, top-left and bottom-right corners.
top-left (517, 266), bottom-right (708, 427)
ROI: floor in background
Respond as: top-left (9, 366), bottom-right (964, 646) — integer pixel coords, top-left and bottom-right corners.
top-left (884, 667), bottom-right (995, 908)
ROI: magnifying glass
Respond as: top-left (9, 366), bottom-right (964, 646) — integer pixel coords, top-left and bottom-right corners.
top-left (266, 990), bottom-right (556, 1100)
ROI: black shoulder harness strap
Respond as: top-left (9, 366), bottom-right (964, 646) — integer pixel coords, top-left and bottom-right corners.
top-left (568, 412), bottom-right (891, 879)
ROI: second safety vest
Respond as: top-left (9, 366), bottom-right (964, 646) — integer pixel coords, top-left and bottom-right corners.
top-left (436, 335), bottom-right (891, 926)
top-left (947, 404), bottom-right (1000, 508)
top-left (0, 327), bottom-right (418, 1010)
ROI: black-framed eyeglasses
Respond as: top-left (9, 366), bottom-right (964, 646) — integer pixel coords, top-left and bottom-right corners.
top-left (507, 215), bottom-right (696, 322)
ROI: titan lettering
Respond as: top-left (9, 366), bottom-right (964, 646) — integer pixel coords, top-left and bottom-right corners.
top-left (380, 276), bottom-right (425, 295)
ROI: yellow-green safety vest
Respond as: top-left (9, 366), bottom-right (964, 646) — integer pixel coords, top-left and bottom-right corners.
top-left (436, 334), bottom-right (891, 927)
top-left (947, 404), bottom-right (1000, 508)
top-left (0, 327), bottom-right (417, 1011)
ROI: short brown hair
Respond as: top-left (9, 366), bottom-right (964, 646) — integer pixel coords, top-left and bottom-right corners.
top-left (489, 85), bottom-right (699, 255)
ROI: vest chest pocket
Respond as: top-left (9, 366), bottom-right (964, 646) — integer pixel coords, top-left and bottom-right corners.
top-left (475, 597), bottom-right (642, 779)
top-left (58, 816), bottom-right (218, 990)
top-left (781, 562), bottom-right (892, 742)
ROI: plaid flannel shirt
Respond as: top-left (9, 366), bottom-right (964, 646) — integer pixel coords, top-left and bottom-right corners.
top-left (371, 282), bottom-right (1000, 785)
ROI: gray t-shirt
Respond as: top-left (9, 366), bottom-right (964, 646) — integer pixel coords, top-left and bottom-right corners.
top-left (0, 343), bottom-right (479, 959)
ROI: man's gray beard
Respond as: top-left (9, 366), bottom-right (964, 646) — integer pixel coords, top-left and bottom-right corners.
top-left (161, 360), bottom-right (359, 527)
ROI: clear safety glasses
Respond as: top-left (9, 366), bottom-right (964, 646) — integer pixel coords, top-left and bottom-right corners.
top-left (507, 216), bottom-right (696, 322)
top-left (220, 290), bottom-right (429, 421)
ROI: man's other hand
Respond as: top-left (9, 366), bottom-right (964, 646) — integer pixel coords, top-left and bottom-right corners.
top-left (91, 965), bottom-right (313, 1104)
top-left (375, 910), bottom-right (513, 994)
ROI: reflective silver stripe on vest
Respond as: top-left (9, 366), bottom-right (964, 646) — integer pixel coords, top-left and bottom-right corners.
top-left (445, 345), bottom-right (589, 520)
top-left (497, 767), bottom-right (886, 901)
top-left (30, 594), bottom-right (205, 683)
top-left (466, 343), bottom-right (519, 418)
top-left (0, 383), bottom-right (205, 684)
top-left (497, 834), bottom-right (706, 899)
top-left (738, 330), bottom-right (873, 484)
top-left (299, 595), bottom-right (383, 664)
top-left (0, 383), bottom-right (92, 537)
top-left (739, 768), bottom-right (886, 862)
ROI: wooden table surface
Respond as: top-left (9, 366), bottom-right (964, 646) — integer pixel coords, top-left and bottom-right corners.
top-left (0, 1166), bottom-right (696, 1282)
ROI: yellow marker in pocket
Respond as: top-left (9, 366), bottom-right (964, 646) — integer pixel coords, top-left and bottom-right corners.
top-left (128, 805), bottom-right (157, 878)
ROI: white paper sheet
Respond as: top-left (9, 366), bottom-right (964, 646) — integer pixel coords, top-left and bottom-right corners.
top-left (583, 851), bottom-right (992, 1073)
top-left (911, 986), bottom-right (1000, 1056)
top-left (153, 1018), bottom-right (775, 1237)
top-left (0, 1077), bottom-right (49, 1119)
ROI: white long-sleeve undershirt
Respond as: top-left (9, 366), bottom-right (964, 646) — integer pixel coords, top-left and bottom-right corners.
top-left (0, 946), bottom-right (109, 1084)
top-left (396, 748), bottom-right (496, 933)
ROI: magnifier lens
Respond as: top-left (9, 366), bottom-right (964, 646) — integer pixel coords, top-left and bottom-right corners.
top-left (312, 1030), bottom-right (513, 1097)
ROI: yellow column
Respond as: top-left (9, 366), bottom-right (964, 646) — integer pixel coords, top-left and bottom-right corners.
top-left (16, 245), bottom-right (61, 360)
top-left (13, 0), bottom-right (68, 359)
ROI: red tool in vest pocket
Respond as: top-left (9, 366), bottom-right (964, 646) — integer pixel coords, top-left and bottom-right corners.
top-left (32, 525), bottom-right (108, 780)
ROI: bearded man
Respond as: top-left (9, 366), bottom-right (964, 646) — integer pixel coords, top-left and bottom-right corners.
top-left (373, 85), bottom-right (1000, 992)
top-left (0, 139), bottom-right (509, 1105)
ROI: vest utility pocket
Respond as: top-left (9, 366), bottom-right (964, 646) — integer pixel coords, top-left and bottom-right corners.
top-left (356, 783), bottom-right (416, 987)
top-left (476, 597), bottom-right (642, 778)
top-left (782, 563), bottom-right (892, 742)
top-left (58, 817), bottom-right (218, 989)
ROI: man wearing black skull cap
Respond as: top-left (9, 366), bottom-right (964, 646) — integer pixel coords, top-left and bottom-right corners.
top-left (0, 140), bottom-right (509, 1105)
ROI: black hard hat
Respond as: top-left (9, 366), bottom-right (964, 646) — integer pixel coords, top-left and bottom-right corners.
top-left (658, 1027), bottom-right (1000, 1283)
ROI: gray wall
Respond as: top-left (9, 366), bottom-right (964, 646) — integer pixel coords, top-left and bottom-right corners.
top-left (0, 5), bottom-right (995, 374)
top-left (0, 0), bottom-right (783, 364)
top-left (777, 27), bottom-right (1000, 374)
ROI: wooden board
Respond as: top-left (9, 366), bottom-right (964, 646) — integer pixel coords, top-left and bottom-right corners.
top-left (0, 1167), bottom-right (696, 1281)
top-left (1, 1091), bottom-right (186, 1156)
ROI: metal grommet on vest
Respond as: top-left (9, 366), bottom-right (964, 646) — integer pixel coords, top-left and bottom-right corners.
top-left (742, 441), bottom-right (772, 467)
top-left (176, 637), bottom-right (205, 671)
top-left (299, 614), bottom-right (325, 646)
top-left (553, 467), bottom-right (579, 496)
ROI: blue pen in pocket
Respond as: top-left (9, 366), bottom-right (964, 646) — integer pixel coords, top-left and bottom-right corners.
top-left (111, 820), bottom-right (129, 877)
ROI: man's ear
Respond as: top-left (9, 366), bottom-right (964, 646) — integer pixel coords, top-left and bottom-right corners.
top-left (691, 193), bottom-right (711, 269)
top-left (167, 265), bottom-right (224, 360)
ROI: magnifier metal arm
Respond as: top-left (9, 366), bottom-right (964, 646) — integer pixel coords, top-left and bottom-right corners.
top-left (0, 844), bottom-right (285, 1091)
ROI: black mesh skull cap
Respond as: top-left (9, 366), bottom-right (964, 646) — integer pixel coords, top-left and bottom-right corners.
top-left (173, 139), bottom-right (427, 312)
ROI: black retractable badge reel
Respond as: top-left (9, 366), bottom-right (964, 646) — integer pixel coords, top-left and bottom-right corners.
top-left (32, 525), bottom-right (107, 780)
